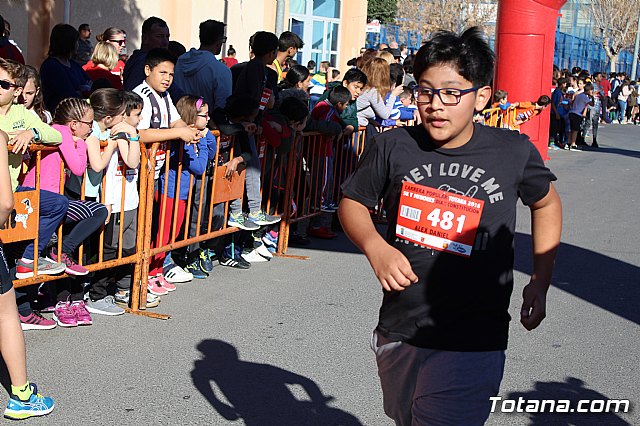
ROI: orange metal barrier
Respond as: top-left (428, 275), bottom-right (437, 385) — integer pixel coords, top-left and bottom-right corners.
top-left (482, 106), bottom-right (518, 130)
top-left (1, 124), bottom-right (382, 318)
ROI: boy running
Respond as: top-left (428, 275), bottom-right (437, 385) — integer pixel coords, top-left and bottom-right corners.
top-left (339, 28), bottom-right (562, 426)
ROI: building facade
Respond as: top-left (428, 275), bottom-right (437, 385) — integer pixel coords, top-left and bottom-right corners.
top-left (1, 0), bottom-right (367, 74)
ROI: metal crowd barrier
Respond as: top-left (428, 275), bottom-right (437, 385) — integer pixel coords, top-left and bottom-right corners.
top-left (482, 106), bottom-right (518, 130)
top-left (2, 124), bottom-right (382, 319)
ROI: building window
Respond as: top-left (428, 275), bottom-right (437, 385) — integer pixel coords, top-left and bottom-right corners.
top-left (290, 0), bottom-right (341, 67)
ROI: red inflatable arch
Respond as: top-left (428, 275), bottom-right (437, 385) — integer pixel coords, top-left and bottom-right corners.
top-left (494, 0), bottom-right (567, 159)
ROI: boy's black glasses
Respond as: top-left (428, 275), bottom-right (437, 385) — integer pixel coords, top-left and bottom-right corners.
top-left (109, 39), bottom-right (126, 45)
top-left (0, 80), bottom-right (19, 90)
top-left (413, 87), bottom-right (480, 106)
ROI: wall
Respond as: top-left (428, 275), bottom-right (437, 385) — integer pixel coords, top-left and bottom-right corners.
top-left (4, 0), bottom-right (367, 73)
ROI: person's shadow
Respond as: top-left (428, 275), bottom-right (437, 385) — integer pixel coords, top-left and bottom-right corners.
top-left (505, 377), bottom-right (632, 425)
top-left (191, 339), bottom-right (363, 425)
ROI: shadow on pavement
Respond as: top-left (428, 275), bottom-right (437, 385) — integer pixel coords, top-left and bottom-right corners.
top-left (514, 233), bottom-right (640, 326)
top-left (504, 377), bottom-right (632, 425)
top-left (191, 339), bottom-right (363, 425)
top-left (579, 146), bottom-right (640, 159)
top-left (296, 229), bottom-right (640, 326)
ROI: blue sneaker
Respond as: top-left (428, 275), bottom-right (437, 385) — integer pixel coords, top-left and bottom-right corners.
top-left (185, 260), bottom-right (208, 279)
top-left (199, 249), bottom-right (214, 273)
top-left (4, 383), bottom-right (54, 420)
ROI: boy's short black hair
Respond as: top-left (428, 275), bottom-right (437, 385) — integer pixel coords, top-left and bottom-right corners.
top-left (584, 83), bottom-right (593, 93)
top-left (123, 91), bottom-right (144, 115)
top-left (413, 27), bottom-right (494, 87)
top-left (390, 63), bottom-right (404, 87)
top-left (536, 95), bottom-right (551, 106)
top-left (279, 97), bottom-right (309, 123)
top-left (145, 48), bottom-right (177, 69)
top-left (251, 31), bottom-right (279, 57)
top-left (557, 77), bottom-right (567, 87)
top-left (342, 68), bottom-right (367, 86)
top-left (328, 86), bottom-right (351, 105)
top-left (199, 19), bottom-right (226, 46)
top-left (142, 17), bottom-right (167, 36)
top-left (278, 31), bottom-right (304, 52)
top-left (225, 94), bottom-right (259, 120)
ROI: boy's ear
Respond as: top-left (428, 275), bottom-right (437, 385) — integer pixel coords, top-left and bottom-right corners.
top-left (13, 86), bottom-right (23, 99)
top-left (474, 86), bottom-right (492, 111)
top-left (144, 64), bottom-right (151, 77)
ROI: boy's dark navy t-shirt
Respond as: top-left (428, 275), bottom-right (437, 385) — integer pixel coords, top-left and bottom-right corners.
top-left (341, 123), bottom-right (556, 351)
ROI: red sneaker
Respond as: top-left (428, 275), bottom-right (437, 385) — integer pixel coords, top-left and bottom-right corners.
top-left (308, 226), bottom-right (337, 239)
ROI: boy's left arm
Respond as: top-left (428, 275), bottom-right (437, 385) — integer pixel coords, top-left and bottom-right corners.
top-left (521, 183), bottom-right (562, 331)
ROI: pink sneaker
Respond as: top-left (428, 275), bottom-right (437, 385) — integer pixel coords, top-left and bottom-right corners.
top-left (53, 301), bottom-right (78, 327)
top-left (19, 311), bottom-right (56, 330)
top-left (148, 276), bottom-right (168, 296)
top-left (70, 300), bottom-right (93, 325)
top-left (156, 275), bottom-right (177, 292)
top-left (49, 249), bottom-right (89, 276)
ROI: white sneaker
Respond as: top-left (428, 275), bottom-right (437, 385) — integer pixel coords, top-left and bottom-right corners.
top-left (163, 264), bottom-right (193, 283)
top-left (242, 249), bottom-right (268, 263)
top-left (255, 243), bottom-right (273, 260)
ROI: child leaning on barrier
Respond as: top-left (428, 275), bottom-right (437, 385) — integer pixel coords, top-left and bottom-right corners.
top-left (95, 91), bottom-right (159, 310)
top-left (0, 129), bottom-right (55, 420)
top-left (149, 96), bottom-right (213, 283)
top-left (0, 58), bottom-right (67, 282)
top-left (74, 88), bottom-right (139, 316)
top-left (22, 98), bottom-right (109, 327)
top-left (133, 48), bottom-right (200, 288)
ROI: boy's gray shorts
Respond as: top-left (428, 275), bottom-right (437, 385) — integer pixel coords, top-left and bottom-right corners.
top-left (371, 330), bottom-right (505, 426)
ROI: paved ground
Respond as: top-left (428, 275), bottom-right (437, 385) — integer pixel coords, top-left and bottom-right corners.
top-left (8, 123), bottom-right (640, 425)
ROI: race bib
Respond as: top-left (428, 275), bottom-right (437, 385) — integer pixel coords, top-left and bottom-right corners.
top-left (396, 182), bottom-right (484, 257)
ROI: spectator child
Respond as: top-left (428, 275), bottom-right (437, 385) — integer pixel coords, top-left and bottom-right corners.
top-left (147, 94), bottom-right (212, 288)
top-left (98, 92), bottom-right (160, 309)
top-left (272, 31), bottom-right (304, 82)
top-left (22, 98), bottom-right (108, 326)
top-left (308, 86), bottom-right (351, 238)
top-left (397, 89), bottom-right (419, 122)
top-left (568, 83), bottom-right (594, 150)
top-left (319, 68), bottom-right (368, 130)
top-left (172, 96), bottom-right (217, 279)
top-left (132, 48), bottom-right (200, 287)
top-left (513, 95), bottom-right (551, 127)
top-left (76, 89), bottom-right (139, 315)
top-left (0, 58), bottom-right (67, 280)
top-left (230, 32), bottom-right (281, 230)
top-left (0, 129), bottom-right (55, 420)
top-left (19, 65), bottom-right (52, 124)
top-left (309, 61), bottom-right (330, 109)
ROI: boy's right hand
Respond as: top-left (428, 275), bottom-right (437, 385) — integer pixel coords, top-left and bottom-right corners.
top-left (177, 127), bottom-right (201, 143)
top-left (366, 244), bottom-right (419, 292)
top-left (391, 85), bottom-right (404, 98)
